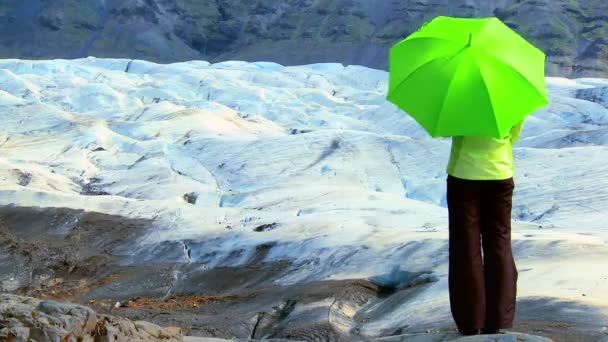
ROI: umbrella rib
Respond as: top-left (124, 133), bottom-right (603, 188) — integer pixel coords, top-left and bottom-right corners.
top-left (388, 54), bottom-right (451, 101)
top-left (390, 36), bottom-right (465, 59)
top-left (401, 35), bottom-right (464, 46)
top-left (473, 54), bottom-right (500, 138)
top-left (431, 48), bottom-right (469, 136)
top-left (389, 44), bottom-right (468, 99)
top-left (432, 71), bottom-right (458, 137)
top-left (478, 50), bottom-right (548, 103)
top-left (389, 37), bottom-right (467, 95)
top-left (389, 47), bottom-right (467, 136)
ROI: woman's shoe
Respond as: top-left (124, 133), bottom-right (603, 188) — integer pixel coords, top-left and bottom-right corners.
top-left (481, 328), bottom-right (501, 334)
top-left (460, 329), bottom-right (480, 336)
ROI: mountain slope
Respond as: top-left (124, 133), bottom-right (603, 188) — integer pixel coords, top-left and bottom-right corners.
top-left (0, 0), bottom-right (607, 77)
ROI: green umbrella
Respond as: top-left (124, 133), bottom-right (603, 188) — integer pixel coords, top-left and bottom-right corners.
top-left (387, 16), bottom-right (549, 139)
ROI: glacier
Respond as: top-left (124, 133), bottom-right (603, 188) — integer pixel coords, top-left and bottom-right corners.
top-left (0, 57), bottom-right (607, 340)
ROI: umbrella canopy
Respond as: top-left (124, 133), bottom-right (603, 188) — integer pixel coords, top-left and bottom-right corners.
top-left (387, 16), bottom-right (549, 139)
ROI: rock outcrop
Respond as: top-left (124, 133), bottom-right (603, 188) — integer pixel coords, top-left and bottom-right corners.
top-left (0, 293), bottom-right (181, 341)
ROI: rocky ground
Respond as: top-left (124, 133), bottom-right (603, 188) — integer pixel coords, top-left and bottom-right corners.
top-left (1, 205), bottom-right (605, 342)
top-left (0, 0), bottom-right (607, 77)
top-left (0, 294), bottom-right (559, 341)
top-left (0, 293), bottom-right (182, 341)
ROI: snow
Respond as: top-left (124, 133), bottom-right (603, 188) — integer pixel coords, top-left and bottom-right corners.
top-left (1, 56), bottom-right (608, 330)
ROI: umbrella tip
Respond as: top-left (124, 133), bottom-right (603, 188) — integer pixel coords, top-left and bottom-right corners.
top-left (467, 32), bottom-right (472, 47)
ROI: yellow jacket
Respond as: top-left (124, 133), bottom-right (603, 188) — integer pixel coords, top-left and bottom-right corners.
top-left (446, 121), bottom-right (524, 180)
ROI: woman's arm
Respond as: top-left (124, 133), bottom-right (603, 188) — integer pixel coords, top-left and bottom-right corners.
top-left (510, 120), bottom-right (524, 145)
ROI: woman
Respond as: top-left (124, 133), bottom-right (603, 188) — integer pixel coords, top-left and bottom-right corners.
top-left (446, 120), bottom-right (524, 335)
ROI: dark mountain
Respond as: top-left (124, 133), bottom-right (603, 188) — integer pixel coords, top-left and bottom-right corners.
top-left (0, 0), bottom-right (607, 77)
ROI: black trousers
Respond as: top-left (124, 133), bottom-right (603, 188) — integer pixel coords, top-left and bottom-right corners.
top-left (447, 175), bottom-right (518, 331)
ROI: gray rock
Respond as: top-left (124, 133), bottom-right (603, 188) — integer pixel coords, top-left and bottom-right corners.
top-left (0, 294), bottom-right (181, 342)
